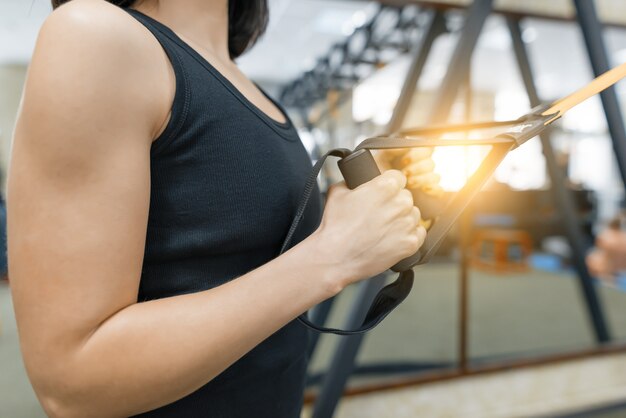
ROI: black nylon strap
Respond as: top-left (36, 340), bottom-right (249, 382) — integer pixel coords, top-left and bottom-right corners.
top-left (279, 147), bottom-right (416, 336)
top-left (284, 130), bottom-right (520, 335)
top-left (279, 148), bottom-right (350, 255)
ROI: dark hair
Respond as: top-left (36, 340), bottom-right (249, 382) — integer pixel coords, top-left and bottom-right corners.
top-left (50, 0), bottom-right (269, 59)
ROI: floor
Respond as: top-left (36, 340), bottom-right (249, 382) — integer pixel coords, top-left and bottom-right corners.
top-left (3, 263), bottom-right (626, 417)
top-left (307, 263), bottom-right (626, 379)
top-left (303, 353), bottom-right (626, 418)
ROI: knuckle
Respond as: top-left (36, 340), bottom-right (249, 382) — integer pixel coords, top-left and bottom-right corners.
top-left (412, 206), bottom-right (422, 220)
top-left (386, 169), bottom-right (404, 183)
top-left (405, 233), bottom-right (420, 254)
top-left (401, 215), bottom-right (415, 229)
top-left (399, 189), bottom-right (414, 207)
top-left (417, 226), bottom-right (427, 243)
top-left (376, 174), bottom-right (394, 187)
top-left (376, 176), bottom-right (399, 193)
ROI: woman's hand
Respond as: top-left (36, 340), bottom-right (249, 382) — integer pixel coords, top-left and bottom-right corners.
top-left (374, 147), bottom-right (443, 226)
top-left (312, 170), bottom-right (427, 292)
top-left (374, 148), bottom-right (441, 191)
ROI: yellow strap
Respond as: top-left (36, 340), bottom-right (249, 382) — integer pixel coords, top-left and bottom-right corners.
top-left (542, 61), bottom-right (626, 124)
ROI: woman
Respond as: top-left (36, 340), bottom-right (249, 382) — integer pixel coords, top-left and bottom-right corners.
top-left (8, 0), bottom-right (436, 416)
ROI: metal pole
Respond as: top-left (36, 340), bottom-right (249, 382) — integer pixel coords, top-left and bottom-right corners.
top-left (387, 10), bottom-right (447, 133)
top-left (311, 274), bottom-right (388, 418)
top-left (428, 0), bottom-right (494, 125)
top-left (458, 208), bottom-right (471, 371)
top-left (458, 72), bottom-right (473, 372)
top-left (573, 0), bottom-right (626, 187)
top-left (507, 17), bottom-right (610, 343)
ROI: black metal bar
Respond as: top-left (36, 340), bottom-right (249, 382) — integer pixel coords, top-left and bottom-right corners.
top-left (365, 0), bottom-right (626, 30)
top-left (458, 72), bottom-right (473, 372)
top-left (387, 10), bottom-right (446, 133)
top-left (573, 0), bottom-right (626, 188)
top-left (428, 0), bottom-right (494, 125)
top-left (507, 17), bottom-right (610, 342)
top-left (311, 274), bottom-right (388, 418)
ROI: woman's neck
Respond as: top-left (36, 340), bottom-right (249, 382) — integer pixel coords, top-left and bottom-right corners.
top-left (132, 0), bottom-right (230, 62)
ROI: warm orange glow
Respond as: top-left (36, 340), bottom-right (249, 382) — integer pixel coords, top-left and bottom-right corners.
top-left (431, 134), bottom-right (491, 191)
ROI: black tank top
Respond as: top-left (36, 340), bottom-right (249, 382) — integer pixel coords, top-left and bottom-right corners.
top-left (125, 9), bottom-right (322, 418)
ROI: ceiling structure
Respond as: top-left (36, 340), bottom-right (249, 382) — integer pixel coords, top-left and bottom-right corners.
top-left (4, 0), bottom-right (626, 90)
top-left (2, 0), bottom-right (626, 197)
top-left (0, 0), bottom-right (375, 75)
top-left (3, 0), bottom-right (626, 129)
top-left (377, 0), bottom-right (626, 26)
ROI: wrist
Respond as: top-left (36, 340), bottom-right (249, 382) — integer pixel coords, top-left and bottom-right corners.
top-left (301, 229), bottom-right (350, 298)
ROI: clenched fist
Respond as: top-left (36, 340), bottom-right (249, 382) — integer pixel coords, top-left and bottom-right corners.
top-left (313, 170), bottom-right (427, 291)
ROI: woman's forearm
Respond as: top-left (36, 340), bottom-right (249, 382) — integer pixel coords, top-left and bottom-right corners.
top-left (41, 232), bottom-right (341, 418)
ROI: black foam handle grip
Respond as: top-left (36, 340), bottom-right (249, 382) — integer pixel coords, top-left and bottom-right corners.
top-left (337, 149), bottom-right (422, 272)
top-left (337, 148), bottom-right (381, 189)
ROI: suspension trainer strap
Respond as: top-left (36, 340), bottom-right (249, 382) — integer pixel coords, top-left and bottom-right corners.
top-left (280, 147), bottom-right (416, 336)
top-left (285, 61), bottom-right (626, 335)
top-left (283, 133), bottom-right (515, 335)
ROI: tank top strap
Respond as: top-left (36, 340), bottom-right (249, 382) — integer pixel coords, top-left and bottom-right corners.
top-left (124, 8), bottom-right (191, 155)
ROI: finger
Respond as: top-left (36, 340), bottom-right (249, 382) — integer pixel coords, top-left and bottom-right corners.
top-left (378, 169), bottom-right (407, 191)
top-left (416, 225), bottom-right (427, 247)
top-left (397, 147), bottom-right (434, 167)
top-left (373, 149), bottom-right (411, 173)
top-left (407, 172), bottom-right (441, 189)
top-left (421, 183), bottom-right (445, 196)
top-left (396, 189), bottom-right (415, 214)
top-left (402, 158), bottom-right (435, 177)
top-left (411, 206), bottom-right (421, 226)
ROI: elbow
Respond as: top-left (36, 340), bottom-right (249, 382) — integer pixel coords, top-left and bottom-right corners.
top-left (37, 391), bottom-right (86, 418)
top-left (31, 368), bottom-right (127, 418)
top-left (22, 340), bottom-right (123, 418)
top-left (38, 388), bottom-right (115, 418)
top-left (21, 343), bottom-right (107, 418)
top-left (38, 393), bottom-right (77, 418)
top-left (30, 372), bottom-right (98, 418)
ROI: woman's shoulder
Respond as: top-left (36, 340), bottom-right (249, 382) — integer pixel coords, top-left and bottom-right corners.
top-left (41, 0), bottom-right (154, 59)
top-left (27, 0), bottom-right (174, 144)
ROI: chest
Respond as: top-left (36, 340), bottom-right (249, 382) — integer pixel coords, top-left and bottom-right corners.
top-left (147, 99), bottom-right (318, 253)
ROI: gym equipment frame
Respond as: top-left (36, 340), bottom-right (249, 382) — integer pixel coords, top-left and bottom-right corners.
top-left (279, 1), bottom-right (626, 416)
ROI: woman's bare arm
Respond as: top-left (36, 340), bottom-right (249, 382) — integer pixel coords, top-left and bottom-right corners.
top-left (9, 2), bottom-right (424, 418)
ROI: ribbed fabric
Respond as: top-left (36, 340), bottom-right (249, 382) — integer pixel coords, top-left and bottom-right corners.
top-left (124, 9), bottom-right (322, 418)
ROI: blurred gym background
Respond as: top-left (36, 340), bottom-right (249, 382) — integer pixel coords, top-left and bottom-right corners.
top-left (4, 0), bottom-right (626, 417)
